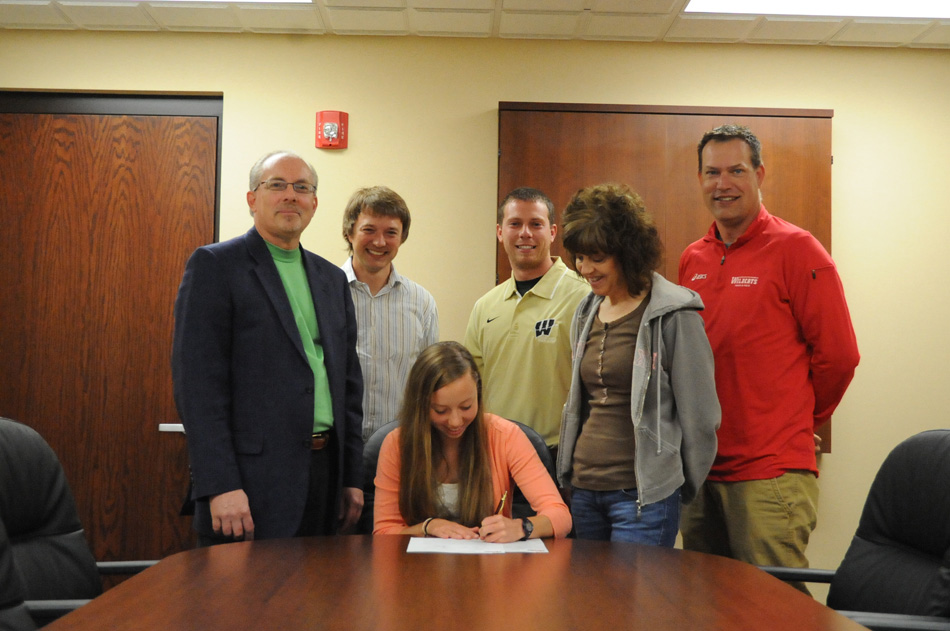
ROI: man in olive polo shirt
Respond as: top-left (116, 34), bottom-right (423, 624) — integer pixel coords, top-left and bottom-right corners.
top-left (464, 187), bottom-right (588, 456)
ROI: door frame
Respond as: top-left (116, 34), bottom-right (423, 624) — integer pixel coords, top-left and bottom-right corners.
top-left (0, 89), bottom-right (222, 567)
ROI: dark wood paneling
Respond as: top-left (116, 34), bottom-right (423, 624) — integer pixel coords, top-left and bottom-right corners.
top-left (498, 103), bottom-right (833, 449)
top-left (0, 103), bottom-right (217, 563)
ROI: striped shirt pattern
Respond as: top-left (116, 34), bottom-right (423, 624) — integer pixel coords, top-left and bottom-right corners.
top-left (343, 258), bottom-right (440, 441)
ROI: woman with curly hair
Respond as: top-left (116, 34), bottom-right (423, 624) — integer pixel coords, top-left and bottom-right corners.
top-left (556, 183), bottom-right (720, 546)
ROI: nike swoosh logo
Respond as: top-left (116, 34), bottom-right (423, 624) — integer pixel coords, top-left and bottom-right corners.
top-left (487, 317), bottom-right (499, 323)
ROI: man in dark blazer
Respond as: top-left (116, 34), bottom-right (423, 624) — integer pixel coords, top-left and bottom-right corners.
top-left (172, 150), bottom-right (364, 544)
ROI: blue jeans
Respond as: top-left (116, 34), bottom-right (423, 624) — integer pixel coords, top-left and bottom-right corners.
top-left (571, 487), bottom-right (681, 547)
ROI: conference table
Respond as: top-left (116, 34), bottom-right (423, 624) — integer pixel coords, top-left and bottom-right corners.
top-left (45, 536), bottom-right (866, 631)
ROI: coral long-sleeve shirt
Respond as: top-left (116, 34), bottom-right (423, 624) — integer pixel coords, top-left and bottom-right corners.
top-left (373, 414), bottom-right (572, 536)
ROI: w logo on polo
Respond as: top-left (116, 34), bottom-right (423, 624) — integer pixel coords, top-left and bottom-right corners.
top-left (535, 319), bottom-right (555, 337)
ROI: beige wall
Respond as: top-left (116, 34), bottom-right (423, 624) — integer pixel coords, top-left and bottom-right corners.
top-left (3, 30), bottom-right (949, 601)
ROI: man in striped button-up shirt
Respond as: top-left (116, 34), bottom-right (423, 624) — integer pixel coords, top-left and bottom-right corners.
top-left (341, 186), bottom-right (440, 442)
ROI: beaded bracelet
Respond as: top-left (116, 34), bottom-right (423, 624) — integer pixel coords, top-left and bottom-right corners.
top-left (422, 517), bottom-right (434, 537)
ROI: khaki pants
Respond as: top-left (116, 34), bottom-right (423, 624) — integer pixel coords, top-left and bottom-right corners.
top-left (681, 471), bottom-right (819, 595)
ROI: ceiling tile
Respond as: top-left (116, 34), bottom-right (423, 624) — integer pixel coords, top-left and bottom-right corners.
top-left (503, 0), bottom-right (584, 12)
top-left (910, 21), bottom-right (950, 47)
top-left (0, 1), bottom-right (72, 29)
top-left (591, 0), bottom-right (680, 14)
top-left (410, 8), bottom-right (491, 36)
top-left (665, 14), bottom-right (758, 42)
top-left (499, 11), bottom-right (580, 38)
top-left (325, 0), bottom-right (405, 8)
top-left (585, 13), bottom-right (669, 40)
top-left (411, 0), bottom-right (493, 8)
top-left (57, 2), bottom-right (158, 30)
top-left (748, 16), bottom-right (844, 45)
top-left (145, 3), bottom-right (242, 32)
top-left (830, 19), bottom-right (931, 46)
top-left (0, 0), bottom-right (945, 49)
top-left (326, 7), bottom-right (408, 33)
top-left (236, 5), bottom-right (324, 33)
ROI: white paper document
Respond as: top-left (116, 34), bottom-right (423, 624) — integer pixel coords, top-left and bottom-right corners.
top-left (406, 537), bottom-right (548, 554)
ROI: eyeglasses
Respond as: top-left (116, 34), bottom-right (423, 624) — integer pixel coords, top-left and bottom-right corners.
top-left (255, 180), bottom-right (317, 195)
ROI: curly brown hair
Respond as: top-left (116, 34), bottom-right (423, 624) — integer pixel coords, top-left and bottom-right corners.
top-left (562, 183), bottom-right (662, 297)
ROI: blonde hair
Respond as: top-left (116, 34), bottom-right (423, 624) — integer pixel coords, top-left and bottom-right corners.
top-left (397, 342), bottom-right (493, 527)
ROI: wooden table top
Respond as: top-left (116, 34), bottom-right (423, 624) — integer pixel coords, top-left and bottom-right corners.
top-left (45, 536), bottom-right (866, 631)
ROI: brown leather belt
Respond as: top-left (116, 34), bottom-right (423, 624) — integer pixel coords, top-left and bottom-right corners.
top-left (310, 431), bottom-right (331, 451)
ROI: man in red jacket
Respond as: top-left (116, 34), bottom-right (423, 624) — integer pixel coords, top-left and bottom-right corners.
top-left (678, 124), bottom-right (860, 594)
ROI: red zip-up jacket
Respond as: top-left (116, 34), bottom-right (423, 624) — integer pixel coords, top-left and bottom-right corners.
top-left (679, 206), bottom-right (859, 481)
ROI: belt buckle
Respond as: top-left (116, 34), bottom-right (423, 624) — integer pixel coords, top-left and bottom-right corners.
top-left (311, 432), bottom-right (329, 450)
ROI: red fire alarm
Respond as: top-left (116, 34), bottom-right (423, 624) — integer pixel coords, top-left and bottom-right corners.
top-left (316, 111), bottom-right (348, 149)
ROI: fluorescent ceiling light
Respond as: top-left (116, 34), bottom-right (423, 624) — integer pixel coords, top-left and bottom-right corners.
top-left (684, 0), bottom-right (950, 19)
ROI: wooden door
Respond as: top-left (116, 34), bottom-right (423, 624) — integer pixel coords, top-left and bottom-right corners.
top-left (0, 93), bottom-right (219, 563)
top-left (497, 102), bottom-right (834, 448)
top-left (497, 103), bottom-right (832, 283)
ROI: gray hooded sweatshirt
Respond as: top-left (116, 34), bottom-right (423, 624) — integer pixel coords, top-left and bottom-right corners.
top-left (556, 272), bottom-right (721, 508)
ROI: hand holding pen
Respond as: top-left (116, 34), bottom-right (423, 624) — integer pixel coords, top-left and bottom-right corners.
top-left (479, 491), bottom-right (525, 543)
top-left (495, 491), bottom-right (507, 515)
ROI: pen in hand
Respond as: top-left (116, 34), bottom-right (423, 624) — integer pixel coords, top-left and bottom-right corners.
top-left (494, 490), bottom-right (507, 515)
top-left (479, 491), bottom-right (509, 541)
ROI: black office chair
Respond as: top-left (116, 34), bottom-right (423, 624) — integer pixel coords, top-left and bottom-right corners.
top-left (357, 418), bottom-right (556, 533)
top-left (0, 417), bottom-right (155, 629)
top-left (507, 420), bottom-right (556, 520)
top-left (1, 516), bottom-right (37, 631)
top-left (761, 429), bottom-right (950, 631)
top-left (358, 420), bottom-right (399, 534)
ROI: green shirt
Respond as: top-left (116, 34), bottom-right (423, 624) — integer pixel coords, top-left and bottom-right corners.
top-left (266, 241), bottom-right (334, 433)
